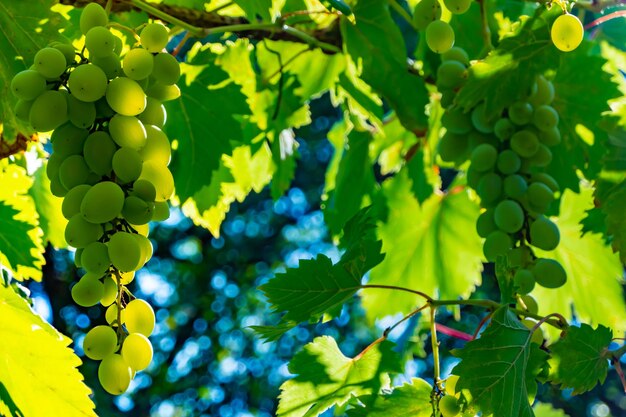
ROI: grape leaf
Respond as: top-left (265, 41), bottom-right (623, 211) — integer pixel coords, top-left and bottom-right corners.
top-left (549, 324), bottom-right (613, 395)
top-left (259, 206), bottom-right (383, 324)
top-left (532, 187), bottom-right (626, 340)
top-left (277, 336), bottom-right (401, 417)
top-left (362, 171), bottom-right (483, 322)
top-left (588, 180), bottom-right (626, 263)
top-left (232, 0), bottom-right (274, 21)
top-left (533, 403), bottom-right (570, 417)
top-left (0, 284), bottom-right (96, 417)
top-left (29, 163), bottom-right (67, 249)
top-left (456, 7), bottom-right (560, 119)
top-left (346, 378), bottom-right (433, 417)
top-left (452, 307), bottom-right (548, 417)
top-left (340, 0), bottom-right (429, 132)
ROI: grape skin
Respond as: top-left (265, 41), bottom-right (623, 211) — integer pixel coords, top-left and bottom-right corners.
top-left (108, 232), bottom-right (144, 272)
top-left (152, 53), bottom-right (181, 85)
top-left (551, 14), bottom-right (584, 52)
top-left (122, 48), bottom-right (154, 80)
top-left (82, 241), bottom-right (111, 275)
top-left (85, 26), bottom-right (116, 58)
top-left (83, 131), bottom-right (117, 176)
top-left (98, 354), bottom-right (132, 395)
top-left (71, 274), bottom-right (105, 307)
top-left (80, 3), bottom-right (108, 35)
top-left (124, 299), bottom-right (156, 336)
top-left (83, 325), bottom-right (118, 360)
top-left (11, 70), bottom-right (47, 100)
top-left (29, 91), bottom-right (68, 132)
top-left (140, 23), bottom-right (169, 53)
top-left (121, 333), bottom-right (153, 371)
top-left (33, 47), bottom-right (66, 79)
top-left (81, 181), bottom-right (125, 224)
top-left (112, 147), bottom-right (143, 184)
top-left (65, 214), bottom-right (102, 248)
top-left (533, 258), bottom-right (566, 288)
top-left (425, 20), bottom-right (455, 54)
top-left (494, 199), bottom-right (524, 233)
top-left (106, 77), bottom-right (148, 116)
top-left (68, 64), bottom-right (108, 102)
top-left (529, 215), bottom-right (560, 250)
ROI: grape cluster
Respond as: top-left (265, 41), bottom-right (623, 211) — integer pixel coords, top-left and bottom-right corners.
top-left (414, 0), bottom-right (472, 55)
top-left (437, 48), bottom-right (567, 297)
top-left (10, 3), bottom-right (180, 395)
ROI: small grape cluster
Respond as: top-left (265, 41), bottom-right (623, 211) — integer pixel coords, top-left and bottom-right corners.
top-left (10, 3), bottom-right (181, 395)
top-left (437, 47), bottom-right (567, 297)
top-left (413, 0), bottom-right (472, 55)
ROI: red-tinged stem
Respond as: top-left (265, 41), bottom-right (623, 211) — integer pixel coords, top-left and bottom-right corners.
top-left (436, 323), bottom-right (473, 341)
top-left (584, 11), bottom-right (626, 29)
top-left (613, 360), bottom-right (626, 392)
top-left (172, 32), bottom-right (191, 57)
top-left (472, 311), bottom-right (494, 340)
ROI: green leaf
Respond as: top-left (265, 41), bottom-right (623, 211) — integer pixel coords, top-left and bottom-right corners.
top-left (533, 403), bottom-right (570, 417)
top-left (362, 172), bottom-right (482, 321)
top-left (0, 284), bottom-right (96, 417)
top-left (549, 324), bottom-right (613, 395)
top-left (587, 179), bottom-right (626, 263)
top-left (0, 0), bottom-right (67, 140)
top-left (452, 307), bottom-right (548, 417)
top-left (277, 336), bottom-right (401, 417)
top-left (29, 163), bottom-right (67, 249)
top-left (346, 378), bottom-right (433, 417)
top-left (0, 203), bottom-right (41, 279)
top-left (260, 207), bottom-right (383, 324)
top-left (532, 187), bottom-right (626, 340)
top-left (456, 7), bottom-right (560, 119)
top-left (232, 0), bottom-right (274, 21)
top-left (271, 129), bottom-right (298, 199)
top-left (341, 0), bottom-right (429, 131)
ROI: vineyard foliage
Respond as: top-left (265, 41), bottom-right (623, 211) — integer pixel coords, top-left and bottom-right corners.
top-left (0, 0), bottom-right (625, 416)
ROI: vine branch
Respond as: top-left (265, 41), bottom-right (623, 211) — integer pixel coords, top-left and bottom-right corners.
top-left (0, 134), bottom-right (36, 160)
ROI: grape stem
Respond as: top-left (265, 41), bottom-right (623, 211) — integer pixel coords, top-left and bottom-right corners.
top-left (107, 22), bottom-right (141, 43)
top-left (476, 0), bottom-right (494, 57)
top-left (113, 268), bottom-right (125, 340)
top-left (584, 11), bottom-right (626, 30)
top-left (431, 307), bottom-right (442, 390)
top-left (130, 0), bottom-right (205, 36)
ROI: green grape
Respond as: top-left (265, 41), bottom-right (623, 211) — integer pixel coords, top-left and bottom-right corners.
top-left (106, 303), bottom-right (126, 327)
top-left (471, 103), bottom-right (494, 134)
top-left (437, 60), bottom-right (467, 89)
top-left (108, 232), bottom-right (144, 272)
top-left (529, 215), bottom-right (560, 250)
top-left (83, 325), bottom-right (117, 360)
top-left (121, 333), bottom-right (153, 371)
top-left (132, 179), bottom-right (157, 202)
top-left (438, 132), bottom-right (469, 163)
top-left (112, 147), bottom-right (143, 184)
top-left (67, 95), bottom-right (96, 129)
top-left (538, 126), bottom-right (561, 146)
top-left (62, 184), bottom-right (91, 220)
top-left (445, 375), bottom-right (459, 395)
top-left (74, 248), bottom-right (84, 268)
top-left (47, 153), bottom-right (63, 180)
top-left (529, 144), bottom-right (552, 168)
top-left (85, 26), bottom-right (116, 58)
top-left (124, 299), bottom-right (155, 336)
top-left (135, 234), bottom-right (153, 265)
top-left (476, 209), bottom-right (497, 238)
top-left (152, 53), bottom-right (180, 85)
top-left (531, 173), bottom-right (559, 193)
top-left (138, 97), bottom-right (166, 128)
top-left (91, 54), bottom-right (122, 79)
top-left (508, 101), bottom-right (533, 126)
top-left (529, 75), bottom-right (555, 107)
top-left (476, 173), bottom-right (502, 206)
top-left (517, 294), bottom-right (539, 315)
top-left (14, 99), bottom-right (34, 122)
top-left (122, 48), bottom-right (154, 80)
top-left (466, 167), bottom-right (484, 189)
top-left (80, 2), bottom-right (108, 34)
top-left (522, 319), bottom-right (544, 345)
top-left (468, 131), bottom-right (498, 149)
top-left (494, 199), bottom-right (524, 233)
top-left (140, 161), bottom-right (175, 202)
top-left (533, 258), bottom-right (566, 288)
top-left (51, 123), bottom-right (89, 158)
top-left (532, 105), bottom-right (559, 131)
top-left (470, 144), bottom-right (497, 172)
top-left (81, 241), bottom-right (111, 275)
top-left (425, 20), bottom-right (455, 54)
top-left (65, 214), bottom-right (102, 248)
top-left (59, 155), bottom-right (90, 190)
top-left (442, 108), bottom-right (471, 134)
top-left (140, 125), bottom-right (171, 165)
top-left (496, 150), bottom-right (521, 175)
top-left (123, 196), bottom-right (154, 225)
top-left (551, 14), bottom-right (583, 52)
top-left (95, 96), bottom-right (116, 119)
top-left (152, 201), bottom-right (170, 221)
top-left (68, 64), bottom-right (108, 102)
top-left (413, 0), bottom-right (442, 31)
top-left (444, 0), bottom-right (471, 14)
top-left (11, 70), bottom-right (47, 100)
top-left (106, 77), bottom-right (147, 116)
top-left (33, 47), bottom-right (66, 79)
top-left (86, 172), bottom-right (102, 186)
top-left (140, 23), bottom-right (169, 53)
top-left (483, 230), bottom-right (513, 262)
top-left (441, 47), bottom-right (469, 65)
top-left (133, 223), bottom-right (150, 237)
top-left (29, 90), bottom-right (68, 132)
top-left (440, 88), bottom-right (455, 109)
top-left (503, 174), bottom-right (528, 199)
top-left (506, 246), bottom-right (531, 268)
top-left (81, 181), bottom-right (125, 224)
top-left (527, 182), bottom-right (554, 213)
top-left (83, 131), bottom-right (117, 176)
top-left (98, 354), bottom-right (132, 395)
top-left (108, 114), bottom-right (147, 149)
top-left (71, 274), bottom-right (105, 307)
top-left (51, 42), bottom-right (76, 65)
top-left (494, 118), bottom-right (515, 141)
top-left (100, 276), bottom-right (118, 307)
top-left (510, 130), bottom-right (539, 158)
top-left (146, 83), bottom-right (181, 102)
top-left (439, 395), bottom-right (461, 417)
top-left (513, 269), bottom-right (535, 295)
top-left (50, 176), bottom-right (68, 197)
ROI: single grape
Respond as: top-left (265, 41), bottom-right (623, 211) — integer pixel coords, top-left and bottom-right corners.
top-left (83, 325), bottom-right (118, 360)
top-left (425, 20), bottom-right (455, 54)
top-left (62, 184), bottom-right (91, 220)
top-left (29, 90), bottom-right (68, 132)
top-left (67, 95), bottom-right (96, 129)
top-left (494, 199), bottom-right (524, 233)
top-left (551, 14), bottom-right (584, 52)
top-left (140, 125), bottom-right (171, 166)
top-left (121, 333), bottom-right (153, 371)
top-left (533, 258), bottom-right (566, 288)
top-left (470, 144), bottom-right (497, 172)
top-left (529, 75), bottom-right (555, 107)
top-left (65, 214), bottom-right (102, 248)
top-left (532, 105), bottom-right (559, 131)
top-left (510, 130), bottom-right (540, 158)
top-left (108, 114), bottom-right (147, 149)
top-left (439, 395), bottom-right (461, 417)
top-left (68, 64), bottom-right (108, 102)
top-left (527, 182), bottom-right (554, 213)
top-left (33, 47), bottom-right (66, 79)
top-left (513, 269), bottom-right (535, 295)
top-left (51, 123), bottom-right (89, 158)
top-left (471, 103), bottom-right (494, 133)
top-left (413, 0), bottom-right (442, 31)
top-left (444, 0), bottom-right (471, 14)
top-left (529, 144), bottom-right (552, 168)
top-left (503, 174), bottom-right (528, 199)
top-left (50, 176), bottom-right (68, 197)
top-left (59, 155), bottom-right (90, 190)
top-left (476, 209), bottom-right (497, 238)
top-left (138, 97), bottom-right (166, 128)
top-left (152, 201), bottom-right (170, 221)
top-left (146, 83), bottom-right (181, 102)
top-left (494, 118), bottom-right (515, 141)
top-left (440, 88), bottom-right (455, 109)
top-left (100, 275), bottom-right (118, 307)
top-left (476, 173), bottom-right (503, 206)
top-left (106, 77), bottom-right (147, 116)
top-left (517, 294), bottom-right (539, 315)
top-left (135, 234), bottom-right (153, 265)
top-left (508, 101), bottom-right (533, 126)
top-left (47, 153), bottom-right (63, 181)
top-left (71, 274), bottom-right (105, 307)
top-left (83, 131), bottom-right (116, 176)
top-left (496, 150), bottom-right (521, 175)
top-left (81, 241), bottom-right (111, 275)
top-left (529, 215), bottom-right (560, 250)
top-left (140, 161), bottom-right (175, 202)
top-left (438, 132), bottom-right (469, 163)
top-left (124, 299), bottom-right (155, 336)
top-left (122, 196), bottom-right (154, 225)
top-left (91, 54), bottom-right (122, 79)
top-left (123, 48), bottom-right (154, 80)
top-left (85, 26), bottom-right (116, 58)
top-left (14, 99), bottom-right (34, 122)
top-left (11, 70), bottom-right (47, 100)
top-left (441, 47), bottom-right (469, 65)
top-left (80, 2), bottom-right (108, 34)
top-left (152, 52), bottom-right (180, 85)
top-left (538, 126), bottom-right (561, 146)
top-left (51, 42), bottom-right (76, 65)
top-left (437, 60), bottom-right (467, 89)
top-left (98, 354), bottom-right (132, 395)
top-left (81, 181), bottom-right (125, 224)
top-left (120, 271), bottom-right (136, 285)
top-left (112, 147), bottom-right (143, 184)
top-left (483, 230), bottom-right (513, 262)
top-left (531, 173), bottom-right (560, 193)
top-left (108, 232), bottom-right (144, 272)
top-left (132, 179), bottom-right (157, 202)
top-left (140, 23), bottom-right (169, 53)
top-left (442, 108), bottom-right (471, 135)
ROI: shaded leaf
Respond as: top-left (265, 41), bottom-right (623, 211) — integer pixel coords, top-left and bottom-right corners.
top-left (533, 403), bottom-right (570, 417)
top-left (347, 378), bottom-right (433, 417)
top-left (29, 162), bottom-right (67, 249)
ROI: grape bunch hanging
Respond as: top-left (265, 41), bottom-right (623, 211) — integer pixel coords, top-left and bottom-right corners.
top-left (10, 3), bottom-right (180, 395)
